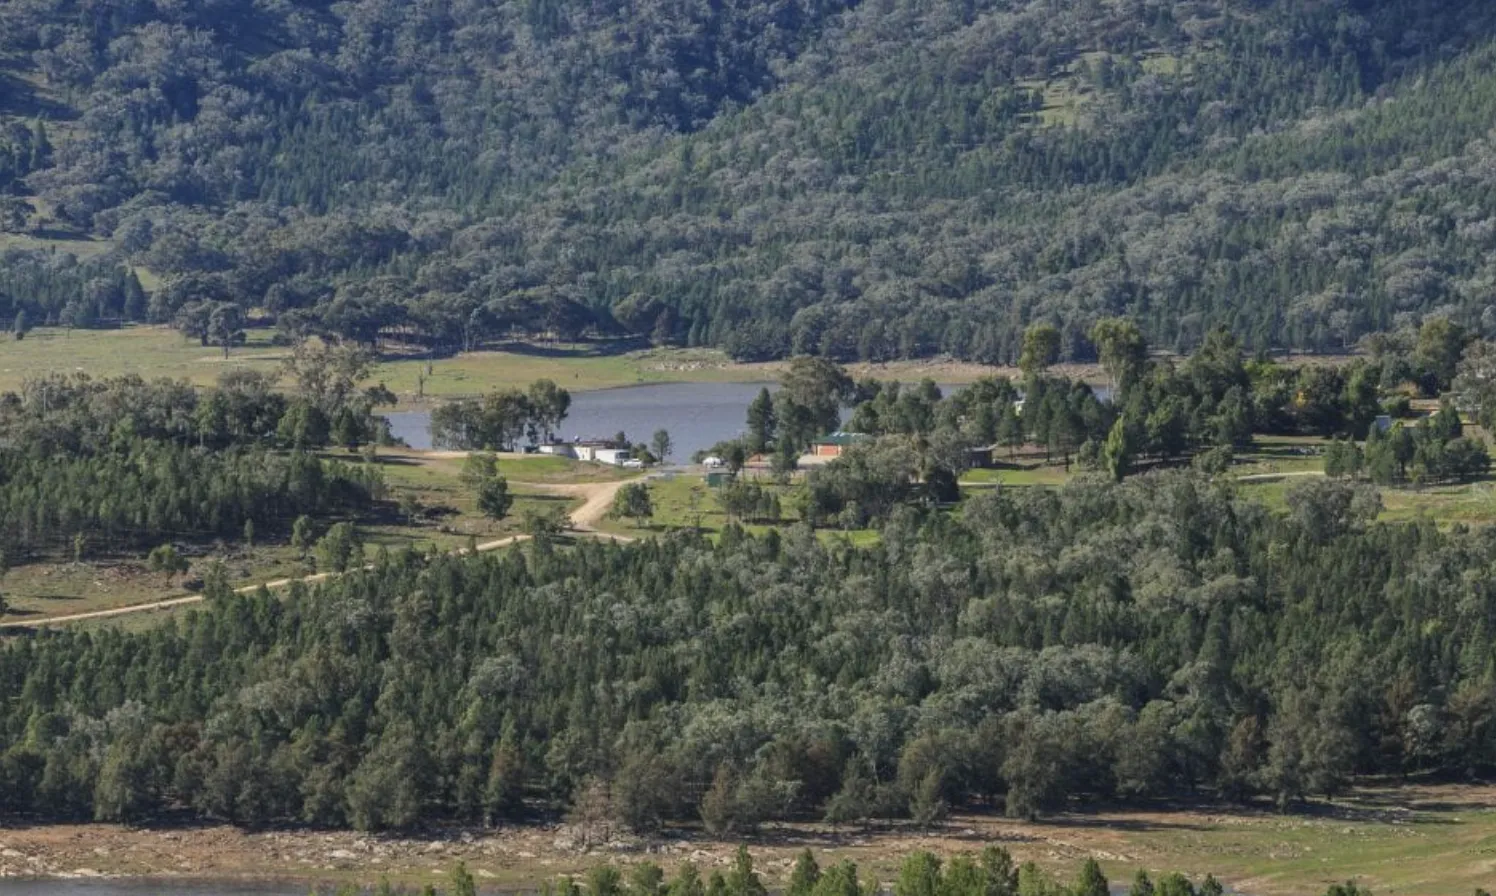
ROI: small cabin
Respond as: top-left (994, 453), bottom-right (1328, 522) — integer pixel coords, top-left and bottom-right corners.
top-left (968, 444), bottom-right (999, 469)
top-left (809, 431), bottom-right (868, 459)
top-left (571, 440), bottom-right (621, 462)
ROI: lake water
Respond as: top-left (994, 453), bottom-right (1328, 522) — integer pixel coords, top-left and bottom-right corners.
top-left (386, 381), bottom-right (782, 460)
top-left (384, 380), bottom-right (1110, 461)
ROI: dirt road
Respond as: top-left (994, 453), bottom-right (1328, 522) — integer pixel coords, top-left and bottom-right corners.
top-left (0, 477), bottom-right (638, 630)
top-left (1233, 470), bottom-right (1324, 483)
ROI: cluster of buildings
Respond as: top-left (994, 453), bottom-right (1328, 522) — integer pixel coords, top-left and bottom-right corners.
top-left (536, 439), bottom-right (638, 467)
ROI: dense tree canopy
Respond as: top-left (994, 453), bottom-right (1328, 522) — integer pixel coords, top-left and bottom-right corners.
top-left (5, 1), bottom-right (1496, 358)
top-left (2, 471), bottom-right (1493, 827)
top-left (0, 365), bottom-right (389, 560)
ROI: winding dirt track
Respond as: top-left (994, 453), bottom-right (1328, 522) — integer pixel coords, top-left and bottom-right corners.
top-left (0, 476), bottom-right (639, 629)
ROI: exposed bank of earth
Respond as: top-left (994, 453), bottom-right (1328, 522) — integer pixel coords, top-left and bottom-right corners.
top-left (2, 783), bottom-right (1494, 895)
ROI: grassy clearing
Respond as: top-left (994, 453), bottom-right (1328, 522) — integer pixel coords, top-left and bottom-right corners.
top-left (1235, 478), bottom-right (1293, 511)
top-left (594, 472), bottom-right (884, 546)
top-left (1232, 436), bottom-right (1328, 477)
top-left (1378, 480), bottom-right (1496, 525)
top-left (594, 473), bottom-right (772, 537)
top-left (1140, 52), bottom-right (1182, 76)
top-left (345, 450), bottom-right (583, 551)
top-left (1234, 471), bottom-right (1496, 526)
top-left (0, 326), bottom-right (286, 391)
top-left (1036, 81), bottom-right (1090, 126)
top-left (0, 231), bottom-right (113, 258)
top-left (374, 345), bottom-right (1052, 401)
top-left (374, 344), bottom-right (758, 398)
top-left (0, 327), bottom-right (1045, 402)
top-left (378, 449), bottom-right (632, 485)
top-left (0, 551), bottom-right (300, 622)
top-left (961, 464), bottom-right (1074, 487)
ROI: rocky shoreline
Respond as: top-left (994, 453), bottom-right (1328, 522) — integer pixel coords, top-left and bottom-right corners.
top-left (0, 823), bottom-right (807, 886)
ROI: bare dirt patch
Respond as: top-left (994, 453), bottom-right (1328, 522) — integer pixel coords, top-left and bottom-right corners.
top-left (3, 784), bottom-right (1494, 893)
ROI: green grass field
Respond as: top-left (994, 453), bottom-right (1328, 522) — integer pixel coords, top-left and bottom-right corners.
top-left (1232, 436), bottom-right (1329, 476)
top-left (0, 326), bottom-right (287, 391)
top-left (377, 450), bottom-right (632, 485)
top-left (595, 472), bottom-right (886, 547)
top-left (961, 464), bottom-right (1074, 487)
top-left (0, 328), bottom-right (740, 396)
top-left (0, 326), bottom-right (1045, 402)
top-left (595, 473), bottom-right (774, 537)
top-left (0, 230), bottom-right (115, 259)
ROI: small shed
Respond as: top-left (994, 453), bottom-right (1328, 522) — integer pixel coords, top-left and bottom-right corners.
top-left (968, 444), bottom-right (999, 469)
top-left (810, 431), bottom-right (869, 459)
top-left (573, 441), bottom-right (618, 462)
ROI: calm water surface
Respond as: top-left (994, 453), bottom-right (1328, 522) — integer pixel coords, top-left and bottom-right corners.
top-left (387, 381), bottom-right (780, 459)
top-left (382, 381), bottom-right (1019, 460)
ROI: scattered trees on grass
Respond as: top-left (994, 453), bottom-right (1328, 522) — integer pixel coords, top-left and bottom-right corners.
top-left (316, 522), bottom-right (363, 573)
top-left (373, 855), bottom-right (1379, 896)
top-left (477, 476), bottom-right (514, 525)
top-left (610, 483), bottom-right (654, 524)
top-left (715, 480), bottom-right (780, 524)
top-left (652, 430), bottom-right (673, 463)
top-left (146, 544), bottom-right (189, 583)
top-left (432, 380), bottom-right (572, 451)
top-left (1329, 408), bottom-right (1492, 486)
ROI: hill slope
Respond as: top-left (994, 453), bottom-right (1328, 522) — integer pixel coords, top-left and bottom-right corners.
top-left (4, 0), bottom-right (1496, 360)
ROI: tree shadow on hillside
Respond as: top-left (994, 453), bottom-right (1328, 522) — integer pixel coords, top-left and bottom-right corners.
top-left (0, 70), bottom-right (74, 120)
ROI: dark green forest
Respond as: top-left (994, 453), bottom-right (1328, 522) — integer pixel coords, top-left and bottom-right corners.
top-left (0, 342), bottom-right (399, 563)
top-left (3, 469), bottom-right (1493, 829)
top-left (6, 1), bottom-right (1496, 358)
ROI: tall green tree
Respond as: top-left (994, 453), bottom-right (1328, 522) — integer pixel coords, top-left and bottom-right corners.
top-left (1019, 324), bottom-right (1061, 381)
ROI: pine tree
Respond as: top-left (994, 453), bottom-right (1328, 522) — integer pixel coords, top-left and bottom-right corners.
top-left (747, 387), bottom-right (777, 452)
top-left (28, 119), bottom-right (50, 172)
top-left (1072, 860), bottom-right (1108, 896)
top-left (725, 847), bottom-right (766, 896)
top-left (1102, 415), bottom-right (1135, 482)
top-left (1127, 871), bottom-right (1155, 896)
top-left (484, 718), bottom-right (525, 823)
top-left (451, 863), bottom-right (478, 896)
top-left (786, 850), bottom-right (821, 896)
top-left (893, 852), bottom-right (941, 896)
top-left (667, 864), bottom-right (706, 896)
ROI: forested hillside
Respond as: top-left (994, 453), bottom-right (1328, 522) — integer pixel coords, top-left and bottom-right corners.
top-left (5, 1), bottom-right (1496, 359)
top-left (2, 474), bottom-right (1493, 828)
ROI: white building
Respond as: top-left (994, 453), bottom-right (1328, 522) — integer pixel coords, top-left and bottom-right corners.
top-left (593, 448), bottom-right (630, 466)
